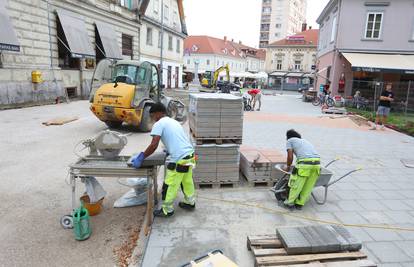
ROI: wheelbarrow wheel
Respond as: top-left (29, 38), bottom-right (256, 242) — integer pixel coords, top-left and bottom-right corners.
top-left (273, 177), bottom-right (289, 201)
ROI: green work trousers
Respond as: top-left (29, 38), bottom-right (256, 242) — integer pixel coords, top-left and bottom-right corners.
top-left (287, 158), bottom-right (321, 206)
top-left (162, 156), bottom-right (196, 214)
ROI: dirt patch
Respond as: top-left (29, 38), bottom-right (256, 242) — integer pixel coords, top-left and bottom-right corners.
top-left (244, 112), bottom-right (371, 131)
top-left (113, 206), bottom-right (146, 267)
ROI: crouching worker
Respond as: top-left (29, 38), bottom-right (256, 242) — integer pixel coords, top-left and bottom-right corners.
top-left (283, 129), bottom-right (320, 210)
top-left (130, 102), bottom-right (196, 217)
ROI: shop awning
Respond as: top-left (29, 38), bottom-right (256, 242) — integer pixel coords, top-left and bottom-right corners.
top-left (286, 72), bottom-right (304, 78)
top-left (269, 71), bottom-right (287, 76)
top-left (342, 53), bottom-right (414, 74)
top-left (56, 9), bottom-right (95, 58)
top-left (95, 21), bottom-right (122, 59)
top-left (0, 0), bottom-right (20, 52)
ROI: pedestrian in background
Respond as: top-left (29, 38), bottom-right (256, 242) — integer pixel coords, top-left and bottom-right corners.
top-left (371, 83), bottom-right (394, 130)
top-left (248, 88), bottom-right (262, 111)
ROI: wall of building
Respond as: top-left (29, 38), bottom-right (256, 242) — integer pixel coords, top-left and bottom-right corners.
top-left (183, 54), bottom-right (246, 73)
top-left (316, 0), bottom-right (339, 57)
top-left (0, 0), bottom-right (140, 107)
top-left (337, 0), bottom-right (414, 53)
top-left (266, 46), bottom-right (317, 73)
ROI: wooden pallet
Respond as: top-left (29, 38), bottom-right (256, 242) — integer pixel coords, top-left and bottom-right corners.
top-left (322, 108), bottom-right (347, 115)
top-left (195, 181), bottom-right (239, 189)
top-left (247, 235), bottom-right (376, 267)
top-left (246, 179), bottom-right (276, 187)
top-left (190, 129), bottom-right (242, 145)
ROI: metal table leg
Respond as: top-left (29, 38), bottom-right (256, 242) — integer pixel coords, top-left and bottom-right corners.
top-left (70, 173), bottom-right (76, 211)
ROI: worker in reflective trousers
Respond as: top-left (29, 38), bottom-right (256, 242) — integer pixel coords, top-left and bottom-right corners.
top-left (130, 102), bottom-right (196, 217)
top-left (283, 129), bottom-right (320, 210)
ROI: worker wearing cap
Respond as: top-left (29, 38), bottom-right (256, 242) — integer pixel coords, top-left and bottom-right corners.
top-left (248, 88), bottom-right (262, 111)
top-left (130, 102), bottom-right (196, 217)
top-left (283, 129), bottom-right (320, 210)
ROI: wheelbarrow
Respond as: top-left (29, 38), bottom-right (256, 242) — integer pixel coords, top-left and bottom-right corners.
top-left (270, 159), bottom-right (362, 205)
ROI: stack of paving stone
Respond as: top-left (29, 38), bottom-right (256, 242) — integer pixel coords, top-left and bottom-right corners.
top-left (276, 225), bottom-right (362, 254)
top-left (193, 144), bottom-right (240, 185)
top-left (189, 93), bottom-right (243, 141)
top-left (240, 146), bottom-right (285, 185)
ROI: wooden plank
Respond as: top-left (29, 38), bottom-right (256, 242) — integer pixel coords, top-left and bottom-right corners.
top-left (42, 116), bottom-right (78, 126)
top-left (253, 248), bottom-right (287, 257)
top-left (248, 237), bottom-right (283, 250)
top-left (256, 251), bottom-right (367, 266)
top-left (266, 259), bottom-right (376, 267)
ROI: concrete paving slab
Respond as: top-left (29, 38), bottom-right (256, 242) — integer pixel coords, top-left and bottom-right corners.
top-left (365, 242), bottom-right (412, 263)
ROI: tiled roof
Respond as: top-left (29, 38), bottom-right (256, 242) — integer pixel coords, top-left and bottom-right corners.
top-left (184, 35), bottom-right (266, 60)
top-left (268, 29), bottom-right (319, 47)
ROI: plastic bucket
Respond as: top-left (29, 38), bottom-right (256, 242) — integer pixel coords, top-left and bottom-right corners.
top-left (80, 195), bottom-right (104, 216)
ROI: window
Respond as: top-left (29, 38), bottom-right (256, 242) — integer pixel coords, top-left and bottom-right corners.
top-left (275, 23), bottom-right (281, 28)
top-left (146, 27), bottom-right (153, 46)
top-left (331, 16), bottom-right (337, 43)
top-left (275, 33), bottom-right (280, 37)
top-left (153, 0), bottom-right (159, 14)
top-left (262, 7), bottom-right (271, 13)
top-left (187, 59), bottom-right (190, 64)
top-left (176, 39), bottom-right (180, 53)
top-left (173, 11), bottom-right (178, 28)
top-left (122, 34), bottom-right (133, 59)
top-left (365, 12), bottom-right (383, 39)
top-left (120, 0), bottom-right (132, 9)
top-left (158, 31), bottom-right (162, 48)
top-left (164, 5), bottom-right (169, 20)
top-left (168, 35), bottom-right (173, 51)
top-left (206, 59), bottom-right (210, 66)
top-left (294, 60), bottom-right (301, 70)
top-left (276, 60), bottom-right (282, 70)
top-left (56, 14), bottom-right (80, 69)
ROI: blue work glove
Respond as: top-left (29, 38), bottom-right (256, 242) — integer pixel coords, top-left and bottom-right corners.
top-left (131, 152), bottom-right (145, 169)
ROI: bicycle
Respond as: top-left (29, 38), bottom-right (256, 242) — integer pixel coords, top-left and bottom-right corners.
top-left (312, 94), bottom-right (335, 107)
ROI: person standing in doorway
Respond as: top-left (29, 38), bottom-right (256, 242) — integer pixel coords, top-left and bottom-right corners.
top-left (371, 83), bottom-right (394, 130)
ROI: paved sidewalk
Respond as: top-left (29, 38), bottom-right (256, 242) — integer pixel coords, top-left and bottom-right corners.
top-left (142, 93), bottom-right (414, 267)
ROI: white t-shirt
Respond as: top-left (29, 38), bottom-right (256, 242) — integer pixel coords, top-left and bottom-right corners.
top-left (151, 117), bottom-right (194, 162)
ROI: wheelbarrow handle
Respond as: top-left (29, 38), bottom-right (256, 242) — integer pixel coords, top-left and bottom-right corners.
top-left (324, 157), bottom-right (341, 168)
top-left (326, 167), bottom-right (362, 187)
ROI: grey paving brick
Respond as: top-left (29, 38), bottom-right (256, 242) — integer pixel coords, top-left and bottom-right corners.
top-left (395, 241), bottom-right (414, 259)
top-left (356, 190), bottom-right (384, 200)
top-left (359, 200), bottom-right (389, 211)
top-left (335, 190), bottom-right (361, 200)
top-left (347, 227), bottom-right (374, 242)
top-left (337, 200), bottom-right (366, 211)
top-left (400, 191), bottom-right (414, 199)
top-left (359, 211), bottom-right (395, 224)
top-left (356, 182), bottom-right (380, 190)
top-left (381, 200), bottom-right (412, 211)
top-left (384, 211), bottom-right (414, 224)
top-left (365, 228), bottom-right (403, 241)
top-left (334, 212), bottom-right (369, 224)
top-left (366, 242), bottom-right (411, 263)
top-left (377, 191), bottom-right (407, 200)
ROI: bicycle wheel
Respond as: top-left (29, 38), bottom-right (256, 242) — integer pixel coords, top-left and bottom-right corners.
top-left (312, 97), bottom-right (321, 106)
top-left (326, 97), bottom-right (335, 107)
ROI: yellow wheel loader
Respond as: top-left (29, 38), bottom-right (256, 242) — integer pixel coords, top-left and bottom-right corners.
top-left (89, 59), bottom-right (186, 132)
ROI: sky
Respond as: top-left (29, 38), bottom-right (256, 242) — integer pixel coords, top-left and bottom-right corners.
top-left (183, 0), bottom-right (330, 48)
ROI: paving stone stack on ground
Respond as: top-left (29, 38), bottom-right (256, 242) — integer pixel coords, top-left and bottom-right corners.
top-left (240, 146), bottom-right (285, 184)
top-left (189, 93), bottom-right (243, 186)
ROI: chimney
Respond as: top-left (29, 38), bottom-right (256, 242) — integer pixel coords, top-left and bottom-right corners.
top-left (224, 36), bottom-right (227, 43)
top-left (301, 23), bottom-right (307, 32)
top-left (239, 40), bottom-right (242, 44)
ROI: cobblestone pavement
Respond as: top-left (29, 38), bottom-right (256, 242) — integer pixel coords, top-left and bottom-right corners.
top-left (142, 92), bottom-right (414, 267)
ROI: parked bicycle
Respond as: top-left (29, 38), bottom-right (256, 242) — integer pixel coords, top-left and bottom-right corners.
top-left (312, 94), bottom-right (335, 107)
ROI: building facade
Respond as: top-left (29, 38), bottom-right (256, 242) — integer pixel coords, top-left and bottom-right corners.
top-left (316, 0), bottom-right (414, 96)
top-left (266, 29), bottom-right (318, 90)
top-left (184, 36), bottom-right (266, 81)
top-left (0, 0), bottom-right (186, 108)
top-left (259, 0), bottom-right (307, 48)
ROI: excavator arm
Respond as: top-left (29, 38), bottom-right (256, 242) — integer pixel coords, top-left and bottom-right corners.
top-left (212, 64), bottom-right (230, 88)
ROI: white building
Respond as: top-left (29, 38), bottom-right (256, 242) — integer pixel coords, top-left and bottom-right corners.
top-left (183, 35), bottom-right (266, 81)
top-left (139, 0), bottom-right (186, 88)
top-left (0, 0), bottom-right (187, 108)
top-left (259, 0), bottom-right (307, 48)
top-left (266, 29), bottom-right (318, 90)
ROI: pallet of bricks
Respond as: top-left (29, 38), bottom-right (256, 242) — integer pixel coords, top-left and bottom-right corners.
top-left (189, 93), bottom-right (243, 188)
top-left (240, 146), bottom-right (286, 187)
top-left (247, 225), bottom-right (377, 267)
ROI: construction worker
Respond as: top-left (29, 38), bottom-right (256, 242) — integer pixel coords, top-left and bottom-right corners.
top-left (130, 102), bottom-right (196, 217)
top-left (248, 88), bottom-right (262, 111)
top-left (283, 129), bottom-right (320, 210)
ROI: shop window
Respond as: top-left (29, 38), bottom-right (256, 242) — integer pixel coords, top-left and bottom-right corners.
top-left (176, 39), bottom-right (180, 53)
top-left (122, 34), bottom-right (133, 59)
top-left (85, 58), bottom-right (95, 69)
top-left (56, 15), bottom-right (80, 69)
top-left (120, 0), bottom-right (132, 9)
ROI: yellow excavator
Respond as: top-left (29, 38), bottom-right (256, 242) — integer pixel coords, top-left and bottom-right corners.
top-left (89, 59), bottom-right (186, 132)
top-left (201, 64), bottom-right (230, 89)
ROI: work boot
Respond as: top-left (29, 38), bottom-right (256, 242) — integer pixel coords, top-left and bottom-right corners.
top-left (179, 202), bottom-right (196, 211)
top-left (153, 209), bottom-right (174, 218)
top-left (282, 200), bottom-right (295, 210)
top-left (295, 204), bottom-right (303, 210)
top-left (369, 125), bottom-right (377, 130)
